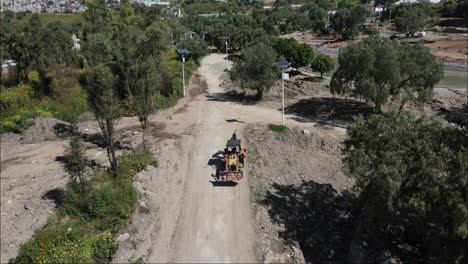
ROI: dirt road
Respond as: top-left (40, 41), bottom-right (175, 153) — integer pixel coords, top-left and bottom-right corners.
top-left (161, 55), bottom-right (259, 263)
top-left (114, 54), bottom-right (345, 263)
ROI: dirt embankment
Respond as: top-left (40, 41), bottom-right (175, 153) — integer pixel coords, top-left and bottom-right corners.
top-left (0, 117), bottom-right (133, 263)
top-left (245, 125), bottom-right (354, 263)
top-left (425, 37), bottom-right (468, 64)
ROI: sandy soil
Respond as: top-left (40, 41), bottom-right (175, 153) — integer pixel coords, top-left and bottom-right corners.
top-left (425, 37), bottom-right (468, 64)
top-left (245, 125), bottom-right (354, 263)
top-left (0, 139), bottom-right (69, 263)
top-left (113, 54), bottom-right (347, 263)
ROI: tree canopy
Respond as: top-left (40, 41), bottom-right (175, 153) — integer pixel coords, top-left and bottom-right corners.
top-left (394, 2), bottom-right (429, 36)
top-left (177, 39), bottom-right (208, 62)
top-left (310, 54), bottom-right (335, 77)
top-left (272, 38), bottom-right (314, 69)
top-left (345, 111), bottom-right (468, 263)
top-left (330, 4), bottom-right (369, 40)
top-left (330, 36), bottom-right (443, 111)
top-left (230, 43), bottom-right (279, 99)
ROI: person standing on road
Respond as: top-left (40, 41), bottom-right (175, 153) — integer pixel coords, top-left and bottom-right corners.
top-left (239, 146), bottom-right (246, 168)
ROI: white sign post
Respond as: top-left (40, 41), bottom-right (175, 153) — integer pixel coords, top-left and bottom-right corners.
top-left (276, 61), bottom-right (290, 127)
top-left (281, 70), bottom-right (289, 126)
top-left (182, 55), bottom-right (186, 97)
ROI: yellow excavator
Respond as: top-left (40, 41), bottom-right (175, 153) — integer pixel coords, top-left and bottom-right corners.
top-left (220, 137), bottom-right (245, 182)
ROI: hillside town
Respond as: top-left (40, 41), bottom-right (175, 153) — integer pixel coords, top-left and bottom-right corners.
top-left (1, 0), bottom-right (87, 13)
top-left (0, 0), bottom-right (173, 12)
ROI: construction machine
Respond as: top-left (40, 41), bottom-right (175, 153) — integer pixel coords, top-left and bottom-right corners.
top-left (220, 138), bottom-right (244, 182)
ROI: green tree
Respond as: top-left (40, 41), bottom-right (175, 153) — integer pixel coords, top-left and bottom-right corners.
top-left (272, 38), bottom-right (314, 69)
top-left (177, 39), bottom-right (208, 62)
top-left (330, 4), bottom-right (369, 40)
top-left (132, 58), bottom-right (163, 147)
top-left (83, 0), bottom-right (112, 34)
top-left (398, 43), bottom-right (444, 110)
top-left (330, 36), bottom-right (442, 111)
top-left (83, 65), bottom-right (119, 172)
top-left (344, 111), bottom-right (468, 263)
top-left (394, 3), bottom-right (428, 37)
top-left (64, 137), bottom-right (87, 191)
top-left (310, 54), bottom-right (335, 77)
top-left (307, 4), bottom-right (327, 33)
top-left (230, 43), bottom-right (279, 99)
top-left (4, 14), bottom-right (43, 82)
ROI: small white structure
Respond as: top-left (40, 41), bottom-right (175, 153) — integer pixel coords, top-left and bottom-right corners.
top-left (375, 4), bottom-right (384, 12)
top-left (71, 33), bottom-right (80, 50)
top-left (2, 60), bottom-right (17, 75)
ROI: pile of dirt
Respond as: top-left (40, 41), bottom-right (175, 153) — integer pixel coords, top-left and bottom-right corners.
top-left (265, 76), bottom-right (330, 100)
top-left (245, 125), bottom-right (354, 263)
top-left (21, 117), bottom-right (70, 143)
top-left (425, 37), bottom-right (468, 64)
top-left (220, 72), bottom-right (330, 102)
top-left (189, 73), bottom-right (209, 97)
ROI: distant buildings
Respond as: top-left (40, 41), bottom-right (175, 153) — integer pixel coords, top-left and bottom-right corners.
top-left (1, 0), bottom-right (87, 13)
top-left (138, 0), bottom-right (169, 7)
top-left (0, 0), bottom-right (175, 13)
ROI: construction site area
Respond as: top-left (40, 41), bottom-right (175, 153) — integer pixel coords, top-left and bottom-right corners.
top-left (1, 51), bottom-right (466, 262)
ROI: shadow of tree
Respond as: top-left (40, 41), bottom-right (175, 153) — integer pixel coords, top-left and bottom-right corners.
top-left (284, 97), bottom-right (373, 128)
top-left (438, 105), bottom-right (468, 126)
top-left (53, 123), bottom-right (75, 138)
top-left (206, 90), bottom-right (258, 105)
top-left (42, 188), bottom-right (65, 208)
top-left (261, 181), bottom-right (357, 263)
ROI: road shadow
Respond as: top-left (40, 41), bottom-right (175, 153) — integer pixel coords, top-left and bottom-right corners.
top-left (261, 181), bottom-right (356, 263)
top-left (206, 90), bottom-right (258, 105)
top-left (210, 181), bottom-right (238, 187)
top-left (42, 188), bottom-right (66, 208)
top-left (225, 118), bottom-right (245, 123)
top-left (285, 97), bottom-right (373, 129)
top-left (53, 123), bottom-right (76, 138)
top-left (208, 150), bottom-right (225, 180)
top-left (80, 133), bottom-right (108, 148)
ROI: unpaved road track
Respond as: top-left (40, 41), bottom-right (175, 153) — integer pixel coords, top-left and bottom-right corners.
top-left (163, 55), bottom-right (259, 263)
top-left (114, 54), bottom-right (345, 263)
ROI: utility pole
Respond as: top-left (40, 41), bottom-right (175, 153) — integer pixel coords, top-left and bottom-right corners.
top-left (222, 36), bottom-right (230, 60)
top-left (177, 49), bottom-right (189, 97)
top-left (281, 67), bottom-right (285, 126)
top-left (276, 61), bottom-right (290, 127)
top-left (182, 54), bottom-right (185, 97)
top-left (225, 40), bottom-right (228, 59)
